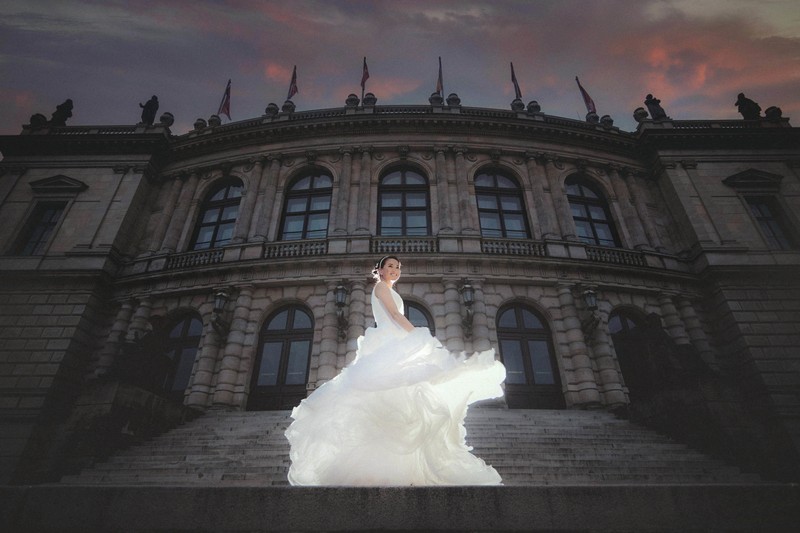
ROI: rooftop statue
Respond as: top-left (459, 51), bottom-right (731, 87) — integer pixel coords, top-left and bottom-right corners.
top-left (735, 93), bottom-right (761, 120)
top-left (644, 94), bottom-right (668, 120)
top-left (139, 95), bottom-right (159, 125)
top-left (49, 99), bottom-right (73, 126)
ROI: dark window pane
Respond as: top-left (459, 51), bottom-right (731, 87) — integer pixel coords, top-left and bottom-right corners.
top-left (405, 172), bottom-right (426, 185)
top-left (496, 175), bottom-right (516, 188)
top-left (216, 223), bottom-right (234, 243)
top-left (500, 339), bottom-right (526, 384)
top-left (500, 195), bottom-right (522, 211)
top-left (529, 340), bottom-right (555, 384)
top-left (257, 342), bottom-right (282, 386)
top-left (307, 213), bottom-right (328, 232)
top-left (406, 212), bottom-right (427, 229)
top-left (479, 212), bottom-right (501, 233)
top-left (285, 340), bottom-right (310, 385)
top-left (579, 184), bottom-right (598, 199)
top-left (570, 203), bottom-right (587, 218)
top-left (504, 214), bottom-right (525, 232)
top-left (565, 183), bottom-right (581, 196)
top-left (221, 205), bottom-right (239, 221)
top-left (227, 185), bottom-right (242, 198)
top-left (292, 310), bottom-right (312, 329)
top-left (477, 195), bottom-right (497, 209)
top-left (292, 176), bottom-right (311, 190)
top-left (309, 195), bottom-right (331, 211)
top-left (474, 174), bottom-right (493, 187)
top-left (381, 212), bottom-right (402, 229)
top-left (381, 192), bottom-right (402, 208)
top-left (498, 309), bottom-right (517, 328)
top-left (522, 309), bottom-right (543, 330)
top-left (406, 192), bottom-right (427, 207)
top-left (172, 348), bottom-right (197, 391)
top-left (268, 310), bottom-right (288, 330)
top-left (187, 318), bottom-right (203, 337)
top-left (286, 198), bottom-right (307, 213)
top-left (202, 208), bottom-right (220, 224)
top-left (382, 171), bottom-right (402, 185)
top-left (314, 175), bottom-right (332, 188)
top-left (588, 205), bottom-right (607, 221)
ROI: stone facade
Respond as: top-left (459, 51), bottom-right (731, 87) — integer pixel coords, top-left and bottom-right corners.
top-left (1, 103), bottom-right (798, 484)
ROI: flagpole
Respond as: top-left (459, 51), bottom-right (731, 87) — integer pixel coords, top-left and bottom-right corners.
top-left (361, 57), bottom-right (367, 103)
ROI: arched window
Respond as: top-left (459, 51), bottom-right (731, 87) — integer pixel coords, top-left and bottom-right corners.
top-left (496, 304), bottom-right (562, 409)
top-left (191, 179), bottom-right (243, 250)
top-left (248, 305), bottom-right (314, 410)
top-left (475, 169), bottom-right (530, 239)
top-left (609, 308), bottom-right (644, 335)
top-left (279, 170), bottom-right (332, 241)
top-left (405, 301), bottom-right (435, 335)
top-left (162, 313), bottom-right (203, 401)
top-left (565, 176), bottom-right (620, 247)
top-left (378, 167), bottom-right (431, 236)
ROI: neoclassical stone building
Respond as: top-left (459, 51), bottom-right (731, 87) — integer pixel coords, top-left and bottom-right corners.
top-left (1, 94), bottom-right (799, 484)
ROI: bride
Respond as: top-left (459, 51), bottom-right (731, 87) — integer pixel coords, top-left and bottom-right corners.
top-left (284, 255), bottom-right (506, 486)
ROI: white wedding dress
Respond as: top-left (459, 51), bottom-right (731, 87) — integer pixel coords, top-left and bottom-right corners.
top-left (285, 286), bottom-right (506, 486)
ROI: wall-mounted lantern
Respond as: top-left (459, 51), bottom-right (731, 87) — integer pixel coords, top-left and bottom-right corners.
top-left (580, 287), bottom-right (600, 336)
top-left (459, 279), bottom-right (475, 338)
top-left (211, 289), bottom-right (230, 338)
top-left (334, 282), bottom-right (349, 339)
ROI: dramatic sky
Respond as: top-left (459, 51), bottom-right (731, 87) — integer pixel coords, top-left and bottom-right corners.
top-left (1, 0), bottom-right (799, 136)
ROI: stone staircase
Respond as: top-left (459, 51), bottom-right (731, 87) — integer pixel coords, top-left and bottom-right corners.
top-left (58, 408), bottom-right (762, 486)
top-left (6, 409), bottom-right (797, 532)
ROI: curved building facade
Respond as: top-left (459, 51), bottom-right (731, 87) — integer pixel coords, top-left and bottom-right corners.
top-left (1, 98), bottom-right (799, 483)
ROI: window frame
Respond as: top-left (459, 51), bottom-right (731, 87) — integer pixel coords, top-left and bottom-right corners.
top-left (565, 176), bottom-right (621, 248)
top-left (474, 168), bottom-right (531, 239)
top-left (161, 312), bottom-right (204, 401)
top-left (278, 170), bottom-right (333, 241)
top-left (190, 179), bottom-right (243, 251)
top-left (377, 167), bottom-right (431, 237)
top-left (10, 200), bottom-right (70, 255)
top-left (743, 194), bottom-right (797, 251)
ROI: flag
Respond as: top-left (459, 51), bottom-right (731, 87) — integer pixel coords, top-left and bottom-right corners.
top-left (361, 57), bottom-right (370, 90)
top-left (576, 76), bottom-right (596, 114)
top-left (510, 62), bottom-right (522, 100)
top-left (217, 79), bottom-right (231, 120)
top-left (287, 65), bottom-right (298, 100)
top-left (435, 56), bottom-right (443, 95)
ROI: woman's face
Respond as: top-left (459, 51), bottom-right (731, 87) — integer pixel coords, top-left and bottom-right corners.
top-left (379, 258), bottom-right (402, 283)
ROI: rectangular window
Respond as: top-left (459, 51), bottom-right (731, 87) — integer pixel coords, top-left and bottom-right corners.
top-left (746, 197), bottom-right (795, 250)
top-left (13, 201), bottom-right (67, 255)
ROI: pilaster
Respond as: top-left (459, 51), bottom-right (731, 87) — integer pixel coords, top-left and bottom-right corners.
top-left (557, 283), bottom-right (601, 407)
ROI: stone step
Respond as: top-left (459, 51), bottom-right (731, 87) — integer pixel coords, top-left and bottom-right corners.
top-left (61, 408), bottom-right (763, 487)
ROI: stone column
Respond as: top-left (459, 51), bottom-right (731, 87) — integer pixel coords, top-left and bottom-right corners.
top-left (316, 282), bottom-right (341, 385)
top-left (454, 147), bottom-right (478, 233)
top-left (355, 147), bottom-right (372, 233)
top-left (253, 155), bottom-right (281, 240)
top-left (557, 283), bottom-right (601, 406)
top-left (444, 148), bottom-right (461, 233)
top-left (212, 286), bottom-right (254, 408)
top-left (334, 148), bottom-right (353, 234)
top-left (187, 301), bottom-right (221, 409)
top-left (435, 147), bottom-right (453, 233)
top-left (526, 153), bottom-right (558, 239)
top-left (470, 280), bottom-right (491, 353)
top-left (608, 165), bottom-right (648, 249)
top-left (233, 159), bottom-right (264, 243)
top-left (232, 305), bottom-right (260, 409)
top-left (344, 279), bottom-right (368, 366)
top-left (591, 309), bottom-right (626, 407)
top-left (93, 299), bottom-right (135, 377)
top-left (540, 155), bottom-right (574, 240)
top-left (147, 177), bottom-right (183, 253)
top-left (623, 169), bottom-right (663, 250)
top-left (125, 297), bottom-right (152, 342)
top-left (676, 296), bottom-right (715, 364)
top-left (658, 292), bottom-right (690, 345)
top-left (442, 279), bottom-right (465, 353)
top-left (161, 171), bottom-right (199, 253)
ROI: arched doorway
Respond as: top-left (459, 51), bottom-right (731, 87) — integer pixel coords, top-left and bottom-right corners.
top-left (496, 304), bottom-right (564, 409)
top-left (248, 305), bottom-right (314, 410)
top-left (608, 308), bottom-right (649, 400)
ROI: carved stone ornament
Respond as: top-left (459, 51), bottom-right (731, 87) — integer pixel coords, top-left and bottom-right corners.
top-left (30, 175), bottom-right (89, 194)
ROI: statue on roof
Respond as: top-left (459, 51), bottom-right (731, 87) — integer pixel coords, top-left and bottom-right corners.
top-left (735, 93), bottom-right (761, 120)
top-left (139, 95), bottom-right (159, 125)
top-left (644, 94), bottom-right (668, 120)
top-left (49, 99), bottom-right (73, 126)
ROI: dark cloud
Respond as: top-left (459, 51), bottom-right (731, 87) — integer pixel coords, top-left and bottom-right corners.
top-left (1, 0), bottom-right (798, 135)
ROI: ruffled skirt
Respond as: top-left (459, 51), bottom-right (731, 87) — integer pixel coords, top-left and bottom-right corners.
top-left (285, 326), bottom-right (506, 486)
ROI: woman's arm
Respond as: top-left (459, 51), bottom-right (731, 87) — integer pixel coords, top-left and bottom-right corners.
top-left (374, 282), bottom-right (415, 332)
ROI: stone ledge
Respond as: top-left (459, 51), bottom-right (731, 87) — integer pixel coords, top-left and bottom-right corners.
top-left (2, 483), bottom-right (798, 532)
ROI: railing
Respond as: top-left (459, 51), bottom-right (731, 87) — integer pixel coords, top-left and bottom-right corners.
top-left (481, 238), bottom-right (547, 256)
top-left (264, 240), bottom-right (327, 258)
top-left (371, 237), bottom-right (439, 254)
top-left (585, 245), bottom-right (646, 266)
top-left (164, 249), bottom-right (224, 270)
